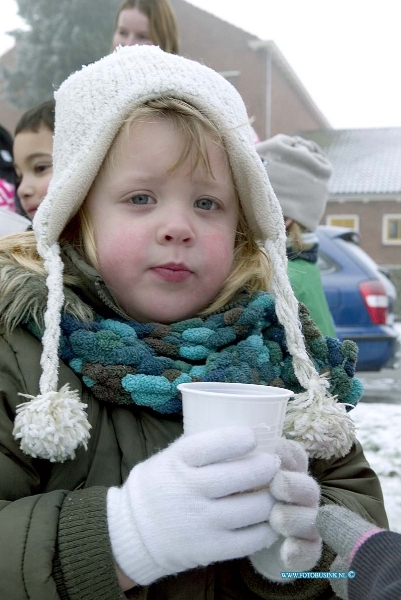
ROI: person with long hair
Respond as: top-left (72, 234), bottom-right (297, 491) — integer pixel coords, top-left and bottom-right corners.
top-left (111, 0), bottom-right (179, 53)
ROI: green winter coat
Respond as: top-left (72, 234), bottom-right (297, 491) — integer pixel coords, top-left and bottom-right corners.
top-left (0, 245), bottom-right (388, 600)
top-left (288, 258), bottom-right (336, 338)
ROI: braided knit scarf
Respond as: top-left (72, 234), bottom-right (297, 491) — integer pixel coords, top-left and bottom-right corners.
top-left (40, 292), bottom-right (361, 414)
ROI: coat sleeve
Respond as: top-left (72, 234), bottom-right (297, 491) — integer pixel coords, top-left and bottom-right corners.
top-left (237, 440), bottom-right (388, 599)
top-left (0, 333), bottom-right (125, 600)
top-left (314, 439), bottom-right (389, 528)
top-left (349, 530), bottom-right (401, 600)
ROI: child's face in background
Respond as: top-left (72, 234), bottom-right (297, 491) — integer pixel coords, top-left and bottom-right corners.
top-left (112, 7), bottom-right (152, 50)
top-left (86, 119), bottom-right (238, 323)
top-left (13, 126), bottom-right (53, 220)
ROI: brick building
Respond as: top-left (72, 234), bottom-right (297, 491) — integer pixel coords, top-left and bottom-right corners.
top-left (302, 128), bottom-right (401, 265)
top-left (302, 127), bottom-right (401, 315)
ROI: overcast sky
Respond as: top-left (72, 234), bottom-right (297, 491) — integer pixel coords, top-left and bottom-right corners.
top-left (1, 0), bottom-right (401, 129)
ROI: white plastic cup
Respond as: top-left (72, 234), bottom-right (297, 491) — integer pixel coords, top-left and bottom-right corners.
top-left (177, 382), bottom-right (293, 454)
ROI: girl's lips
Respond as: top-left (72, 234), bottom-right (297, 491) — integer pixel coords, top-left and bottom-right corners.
top-left (151, 267), bottom-right (192, 283)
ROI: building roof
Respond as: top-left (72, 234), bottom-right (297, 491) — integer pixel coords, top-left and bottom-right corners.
top-left (301, 127), bottom-right (401, 197)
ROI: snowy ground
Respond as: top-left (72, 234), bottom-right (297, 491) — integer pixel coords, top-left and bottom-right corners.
top-left (351, 402), bottom-right (401, 532)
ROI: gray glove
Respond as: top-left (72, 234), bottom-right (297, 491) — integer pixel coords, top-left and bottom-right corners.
top-left (316, 505), bottom-right (383, 560)
top-left (316, 505), bottom-right (384, 600)
top-left (249, 438), bottom-right (322, 582)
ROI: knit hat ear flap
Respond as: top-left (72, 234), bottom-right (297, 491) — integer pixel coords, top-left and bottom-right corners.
top-left (264, 236), bottom-right (355, 459)
top-left (12, 205), bottom-right (91, 462)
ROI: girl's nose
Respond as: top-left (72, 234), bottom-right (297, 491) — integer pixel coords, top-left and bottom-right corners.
top-left (17, 177), bottom-right (34, 200)
top-left (156, 211), bottom-right (195, 245)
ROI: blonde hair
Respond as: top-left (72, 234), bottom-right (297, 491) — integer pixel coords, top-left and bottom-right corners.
top-left (112, 0), bottom-right (179, 54)
top-left (0, 99), bottom-right (271, 318)
top-left (286, 220), bottom-right (314, 253)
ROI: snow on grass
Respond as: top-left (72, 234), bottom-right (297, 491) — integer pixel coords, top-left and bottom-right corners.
top-left (351, 402), bottom-right (401, 532)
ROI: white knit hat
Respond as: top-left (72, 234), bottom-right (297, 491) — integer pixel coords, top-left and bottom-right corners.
top-left (256, 134), bottom-right (332, 232)
top-left (13, 45), bottom-right (354, 462)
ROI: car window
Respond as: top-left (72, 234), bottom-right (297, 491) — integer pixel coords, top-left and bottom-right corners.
top-left (336, 238), bottom-right (380, 272)
top-left (317, 251), bottom-right (339, 275)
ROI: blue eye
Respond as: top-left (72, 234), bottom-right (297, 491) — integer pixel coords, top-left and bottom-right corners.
top-left (130, 194), bottom-right (154, 205)
top-left (195, 198), bottom-right (217, 210)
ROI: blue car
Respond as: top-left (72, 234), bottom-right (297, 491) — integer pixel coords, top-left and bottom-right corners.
top-left (317, 226), bottom-right (400, 372)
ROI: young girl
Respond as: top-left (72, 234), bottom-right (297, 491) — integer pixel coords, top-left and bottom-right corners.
top-left (0, 46), bottom-right (387, 600)
top-left (111, 0), bottom-right (179, 53)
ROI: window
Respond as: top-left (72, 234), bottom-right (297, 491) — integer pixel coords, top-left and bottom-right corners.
top-left (317, 251), bottom-right (339, 275)
top-left (326, 215), bottom-right (359, 230)
top-left (382, 214), bottom-right (401, 245)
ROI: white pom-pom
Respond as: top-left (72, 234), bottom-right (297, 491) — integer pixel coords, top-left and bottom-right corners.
top-left (13, 384), bottom-right (91, 463)
top-left (283, 381), bottom-right (356, 460)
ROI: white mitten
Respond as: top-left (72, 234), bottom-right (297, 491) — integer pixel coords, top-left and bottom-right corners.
top-left (249, 438), bottom-right (322, 582)
top-left (107, 426), bottom-right (281, 585)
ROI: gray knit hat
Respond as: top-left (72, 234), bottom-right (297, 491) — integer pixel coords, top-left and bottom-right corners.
top-left (13, 45), bottom-right (354, 463)
top-left (256, 134), bottom-right (332, 232)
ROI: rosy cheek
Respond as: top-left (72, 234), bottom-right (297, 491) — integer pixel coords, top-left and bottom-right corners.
top-left (95, 228), bottom-right (123, 272)
top-left (96, 226), bottom-right (144, 276)
top-left (203, 232), bottom-right (235, 272)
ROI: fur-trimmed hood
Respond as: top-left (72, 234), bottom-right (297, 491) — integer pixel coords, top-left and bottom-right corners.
top-left (0, 245), bottom-right (98, 334)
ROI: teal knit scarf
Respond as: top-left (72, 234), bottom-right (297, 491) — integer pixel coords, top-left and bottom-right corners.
top-left (47, 292), bottom-right (362, 414)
